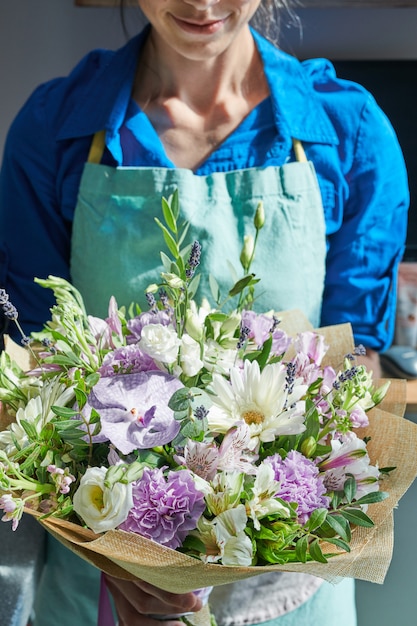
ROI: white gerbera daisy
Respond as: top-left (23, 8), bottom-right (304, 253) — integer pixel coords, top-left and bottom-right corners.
top-left (208, 360), bottom-right (307, 450)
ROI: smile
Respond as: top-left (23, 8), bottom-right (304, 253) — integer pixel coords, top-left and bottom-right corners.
top-left (171, 15), bottom-right (227, 35)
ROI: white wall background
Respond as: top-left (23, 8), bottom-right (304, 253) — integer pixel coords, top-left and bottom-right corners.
top-left (1, 2), bottom-right (417, 626)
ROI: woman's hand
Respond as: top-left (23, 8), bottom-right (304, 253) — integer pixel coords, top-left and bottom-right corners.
top-left (104, 575), bottom-right (203, 626)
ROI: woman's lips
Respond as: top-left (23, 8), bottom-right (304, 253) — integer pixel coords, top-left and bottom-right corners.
top-left (171, 15), bottom-right (227, 35)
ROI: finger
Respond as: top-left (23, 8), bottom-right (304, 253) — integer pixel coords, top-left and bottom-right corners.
top-left (104, 576), bottom-right (202, 619)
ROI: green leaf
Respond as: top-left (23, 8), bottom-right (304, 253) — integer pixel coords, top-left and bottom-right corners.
top-left (170, 189), bottom-right (180, 220)
top-left (228, 274), bottom-right (255, 297)
top-left (309, 539), bottom-right (328, 563)
top-left (51, 406), bottom-right (79, 418)
top-left (306, 508), bottom-right (328, 532)
top-left (161, 196), bottom-right (177, 233)
top-left (339, 508), bottom-right (374, 528)
top-left (324, 514), bottom-right (351, 542)
top-left (188, 273), bottom-right (201, 298)
top-left (343, 476), bottom-right (357, 504)
top-left (160, 251), bottom-right (172, 272)
top-left (209, 274), bottom-right (220, 303)
top-left (154, 218), bottom-right (179, 258)
top-left (324, 537), bottom-right (351, 553)
top-left (295, 535), bottom-right (309, 563)
top-left (354, 491), bottom-right (389, 505)
top-left (168, 388), bottom-right (192, 412)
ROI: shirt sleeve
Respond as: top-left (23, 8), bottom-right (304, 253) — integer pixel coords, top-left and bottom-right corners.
top-left (0, 83), bottom-right (74, 341)
top-left (320, 93), bottom-right (409, 351)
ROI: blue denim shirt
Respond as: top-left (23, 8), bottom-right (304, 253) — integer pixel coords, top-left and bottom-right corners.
top-left (0, 27), bottom-right (409, 350)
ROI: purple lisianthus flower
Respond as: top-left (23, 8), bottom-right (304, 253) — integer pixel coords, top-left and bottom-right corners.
top-left (87, 372), bottom-right (182, 455)
top-left (266, 450), bottom-right (330, 524)
top-left (98, 344), bottom-right (157, 377)
top-left (241, 310), bottom-right (275, 348)
top-left (119, 467), bottom-right (206, 549)
top-left (127, 310), bottom-right (173, 343)
top-left (241, 310), bottom-right (291, 356)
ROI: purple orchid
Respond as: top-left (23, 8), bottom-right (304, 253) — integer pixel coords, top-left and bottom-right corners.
top-left (119, 467), bottom-right (206, 549)
top-left (87, 372), bottom-right (183, 455)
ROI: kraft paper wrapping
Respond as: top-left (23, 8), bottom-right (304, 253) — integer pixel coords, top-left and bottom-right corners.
top-left (1, 312), bottom-right (417, 619)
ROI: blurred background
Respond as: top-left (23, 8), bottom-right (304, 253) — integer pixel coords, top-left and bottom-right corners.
top-left (1, 2), bottom-right (417, 625)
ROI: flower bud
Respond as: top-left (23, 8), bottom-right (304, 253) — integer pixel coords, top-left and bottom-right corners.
top-left (300, 436), bottom-right (317, 458)
top-left (240, 235), bottom-right (255, 270)
top-left (161, 272), bottom-right (185, 290)
top-left (254, 201), bottom-right (265, 231)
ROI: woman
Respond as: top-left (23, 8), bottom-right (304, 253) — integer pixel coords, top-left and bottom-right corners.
top-left (0, 1), bottom-right (409, 625)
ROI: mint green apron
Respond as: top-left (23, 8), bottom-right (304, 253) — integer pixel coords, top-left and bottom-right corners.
top-left (33, 136), bottom-right (333, 626)
top-left (70, 138), bottom-right (326, 326)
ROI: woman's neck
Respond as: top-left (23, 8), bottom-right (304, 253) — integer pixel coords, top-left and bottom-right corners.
top-left (132, 26), bottom-right (269, 170)
top-left (134, 26), bottom-right (265, 114)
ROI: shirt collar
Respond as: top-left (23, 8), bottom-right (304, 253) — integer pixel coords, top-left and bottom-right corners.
top-left (58, 26), bottom-right (338, 146)
top-left (252, 29), bottom-right (338, 145)
top-left (57, 27), bottom-right (149, 141)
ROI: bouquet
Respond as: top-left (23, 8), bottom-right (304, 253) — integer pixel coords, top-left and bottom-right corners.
top-left (1, 192), bottom-right (416, 624)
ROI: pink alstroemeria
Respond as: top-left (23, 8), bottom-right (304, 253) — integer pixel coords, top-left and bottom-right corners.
top-left (87, 372), bottom-right (183, 455)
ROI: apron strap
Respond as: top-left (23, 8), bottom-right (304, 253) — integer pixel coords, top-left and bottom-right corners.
top-left (87, 130), bottom-right (106, 164)
top-left (292, 138), bottom-right (307, 163)
top-left (87, 132), bottom-right (307, 166)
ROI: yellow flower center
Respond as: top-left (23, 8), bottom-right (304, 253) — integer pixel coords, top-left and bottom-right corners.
top-left (242, 410), bottom-right (264, 425)
top-left (90, 486), bottom-right (104, 511)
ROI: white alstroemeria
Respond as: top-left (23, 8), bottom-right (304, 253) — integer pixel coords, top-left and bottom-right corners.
top-left (246, 463), bottom-right (291, 530)
top-left (180, 334), bottom-right (204, 377)
top-left (138, 323), bottom-right (181, 364)
top-left (205, 471), bottom-right (245, 516)
top-left (182, 439), bottom-right (219, 481)
top-left (73, 466), bottom-right (133, 533)
top-left (203, 339), bottom-right (237, 375)
top-left (217, 423), bottom-right (257, 475)
top-left (0, 396), bottom-right (43, 454)
top-left (214, 504), bottom-right (253, 566)
top-left (208, 360), bottom-right (307, 450)
top-left (0, 379), bottom-right (75, 455)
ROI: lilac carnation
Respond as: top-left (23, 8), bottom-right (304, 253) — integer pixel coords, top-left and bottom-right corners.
top-left (127, 310), bottom-right (173, 342)
top-left (119, 467), bottom-right (206, 549)
top-left (98, 344), bottom-right (157, 377)
top-left (266, 450), bottom-right (330, 524)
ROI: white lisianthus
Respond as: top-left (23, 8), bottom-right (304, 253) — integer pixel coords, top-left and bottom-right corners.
top-left (73, 466), bottom-right (133, 533)
top-left (139, 323), bottom-right (181, 364)
top-left (246, 463), bottom-right (291, 530)
top-left (180, 334), bottom-right (204, 377)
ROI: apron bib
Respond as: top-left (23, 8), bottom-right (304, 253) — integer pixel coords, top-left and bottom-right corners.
top-left (70, 138), bottom-right (326, 326)
top-left (35, 137), bottom-right (327, 626)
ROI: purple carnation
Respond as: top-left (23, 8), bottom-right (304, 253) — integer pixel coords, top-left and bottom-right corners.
top-left (119, 467), bottom-right (206, 549)
top-left (127, 310), bottom-right (173, 342)
top-left (266, 451), bottom-right (330, 524)
top-left (98, 344), bottom-right (157, 377)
